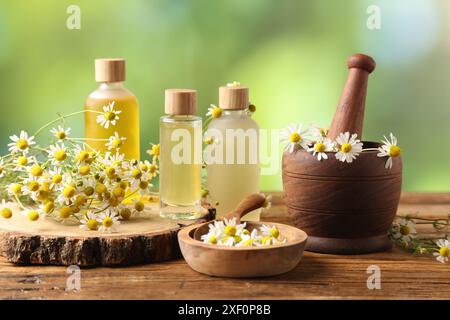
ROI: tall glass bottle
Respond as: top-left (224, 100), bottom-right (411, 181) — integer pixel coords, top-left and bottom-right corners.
top-left (160, 89), bottom-right (202, 220)
top-left (84, 58), bottom-right (140, 160)
top-left (206, 85), bottom-right (260, 221)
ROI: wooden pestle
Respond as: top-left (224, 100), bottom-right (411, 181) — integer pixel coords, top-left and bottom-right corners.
top-left (327, 54), bottom-right (376, 140)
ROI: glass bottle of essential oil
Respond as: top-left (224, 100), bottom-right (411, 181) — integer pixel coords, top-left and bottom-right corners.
top-left (160, 89), bottom-right (202, 220)
top-left (84, 58), bottom-right (140, 160)
top-left (206, 85), bottom-right (260, 221)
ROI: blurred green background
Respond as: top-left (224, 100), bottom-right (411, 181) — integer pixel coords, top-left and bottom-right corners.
top-left (0, 0), bottom-right (448, 191)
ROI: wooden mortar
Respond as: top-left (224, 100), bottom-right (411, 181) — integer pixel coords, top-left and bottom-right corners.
top-left (282, 54), bottom-right (402, 254)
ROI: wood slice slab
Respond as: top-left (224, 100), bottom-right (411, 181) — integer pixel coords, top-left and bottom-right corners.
top-left (0, 203), bottom-right (215, 267)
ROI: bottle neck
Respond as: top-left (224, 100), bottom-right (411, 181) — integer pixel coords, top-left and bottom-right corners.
top-left (98, 81), bottom-right (125, 90)
top-left (222, 109), bottom-right (247, 117)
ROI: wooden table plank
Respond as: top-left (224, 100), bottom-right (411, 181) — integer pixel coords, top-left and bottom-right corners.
top-left (0, 192), bottom-right (449, 300)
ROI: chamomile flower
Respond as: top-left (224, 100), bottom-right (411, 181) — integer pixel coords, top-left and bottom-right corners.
top-left (434, 239), bottom-right (450, 264)
top-left (236, 229), bottom-right (261, 247)
top-left (223, 217), bottom-right (247, 237)
top-left (206, 104), bottom-right (222, 119)
top-left (260, 224), bottom-right (281, 239)
top-left (0, 199), bottom-right (14, 219)
top-left (80, 211), bottom-right (99, 231)
top-left (48, 167), bottom-right (65, 189)
top-left (96, 101), bottom-right (121, 129)
top-left (391, 218), bottom-right (416, 244)
top-left (98, 210), bottom-right (120, 232)
top-left (261, 235), bottom-right (286, 246)
top-left (201, 229), bottom-right (222, 245)
top-left (133, 198), bottom-right (146, 214)
top-left (307, 137), bottom-right (335, 161)
top-left (8, 130), bottom-right (35, 154)
top-left (147, 143), bottom-right (160, 160)
top-left (227, 81), bottom-right (241, 87)
top-left (310, 125), bottom-right (328, 140)
top-left (334, 132), bottom-right (363, 163)
top-left (57, 184), bottom-right (77, 205)
top-left (377, 133), bottom-right (401, 169)
top-left (8, 183), bottom-right (23, 196)
top-left (280, 123), bottom-right (312, 153)
top-left (105, 132), bottom-right (126, 151)
top-left (47, 143), bottom-right (68, 164)
top-left (14, 155), bottom-right (30, 171)
top-left (74, 144), bottom-right (92, 164)
top-left (140, 160), bottom-right (159, 179)
top-left (50, 126), bottom-right (71, 140)
top-left (24, 209), bottom-right (43, 221)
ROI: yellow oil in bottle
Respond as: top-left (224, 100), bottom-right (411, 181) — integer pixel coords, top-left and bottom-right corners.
top-left (85, 94), bottom-right (140, 160)
top-left (159, 115), bottom-right (202, 219)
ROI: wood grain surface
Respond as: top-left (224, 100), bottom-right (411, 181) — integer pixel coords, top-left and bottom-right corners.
top-left (0, 192), bottom-right (449, 300)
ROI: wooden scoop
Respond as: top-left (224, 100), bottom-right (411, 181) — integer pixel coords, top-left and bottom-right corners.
top-left (193, 193), bottom-right (266, 240)
top-left (178, 194), bottom-right (308, 278)
top-left (327, 53), bottom-right (376, 140)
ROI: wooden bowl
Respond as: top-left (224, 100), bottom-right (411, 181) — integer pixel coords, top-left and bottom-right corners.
top-left (178, 221), bottom-right (307, 278)
top-left (282, 141), bottom-right (402, 254)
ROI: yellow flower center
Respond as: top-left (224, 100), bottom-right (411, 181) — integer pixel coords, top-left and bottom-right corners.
top-left (75, 195), bottom-right (87, 206)
top-left (315, 142), bottom-right (326, 153)
top-left (63, 186), bottom-right (76, 198)
top-left (36, 190), bottom-right (49, 201)
top-left (290, 132), bottom-right (301, 143)
top-left (28, 181), bottom-right (40, 192)
top-left (139, 180), bottom-right (149, 189)
top-left (30, 164), bottom-right (43, 177)
top-left (120, 208), bottom-right (132, 220)
top-left (105, 111), bottom-right (116, 121)
top-left (243, 239), bottom-right (253, 246)
top-left (151, 144), bottom-right (160, 157)
top-left (79, 166), bottom-right (90, 176)
top-left (28, 210), bottom-right (40, 221)
top-left (106, 167), bottom-right (116, 178)
top-left (17, 139), bottom-right (29, 150)
top-left (234, 235), bottom-right (242, 243)
top-left (52, 174), bottom-right (62, 184)
top-left (439, 246), bottom-right (450, 257)
top-left (103, 217), bottom-right (113, 228)
top-left (262, 236), bottom-right (273, 245)
top-left (201, 189), bottom-right (209, 198)
top-left (131, 169), bottom-right (142, 179)
top-left (341, 143), bottom-right (352, 153)
top-left (113, 187), bottom-right (125, 198)
top-left (389, 145), bottom-right (401, 158)
top-left (119, 181), bottom-right (128, 189)
top-left (270, 228), bottom-right (280, 238)
top-left (76, 151), bottom-right (90, 162)
top-left (211, 107), bottom-right (222, 118)
top-left (225, 225), bottom-right (236, 236)
top-left (84, 186), bottom-right (95, 196)
top-left (112, 138), bottom-right (123, 149)
top-left (54, 149), bottom-right (67, 162)
top-left (1, 208), bottom-right (12, 219)
top-left (400, 225), bottom-right (410, 236)
top-left (109, 197), bottom-right (120, 207)
top-left (204, 137), bottom-right (214, 145)
top-left (59, 206), bottom-right (72, 219)
top-left (11, 184), bottom-right (22, 194)
top-left (209, 235), bottom-right (217, 244)
top-left (134, 201), bottom-right (145, 212)
top-left (43, 201), bottom-right (55, 213)
top-left (56, 131), bottom-right (66, 140)
top-left (248, 104), bottom-right (256, 113)
top-left (17, 156), bottom-right (28, 166)
top-left (86, 219), bottom-right (98, 231)
top-left (95, 183), bottom-right (107, 194)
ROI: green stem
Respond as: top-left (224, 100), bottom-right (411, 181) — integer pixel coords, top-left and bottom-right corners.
top-left (33, 110), bottom-right (101, 137)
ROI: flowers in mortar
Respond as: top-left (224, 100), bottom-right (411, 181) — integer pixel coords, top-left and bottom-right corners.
top-left (280, 122), bottom-right (402, 168)
top-left (201, 217), bottom-right (286, 247)
top-left (0, 103), bottom-right (160, 233)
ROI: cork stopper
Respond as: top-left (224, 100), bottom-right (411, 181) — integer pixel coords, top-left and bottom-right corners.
top-left (95, 58), bottom-right (125, 82)
top-left (165, 89), bottom-right (197, 115)
top-left (219, 86), bottom-right (249, 110)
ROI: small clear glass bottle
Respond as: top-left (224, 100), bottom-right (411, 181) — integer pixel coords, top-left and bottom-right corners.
top-left (206, 85), bottom-right (260, 221)
top-left (159, 89), bottom-right (202, 220)
top-left (84, 58), bottom-right (140, 160)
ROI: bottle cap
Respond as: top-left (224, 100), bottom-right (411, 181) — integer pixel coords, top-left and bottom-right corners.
top-left (95, 58), bottom-right (126, 82)
top-left (165, 89), bottom-right (197, 115)
top-left (219, 85), bottom-right (249, 110)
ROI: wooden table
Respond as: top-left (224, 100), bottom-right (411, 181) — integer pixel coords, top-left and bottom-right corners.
top-left (0, 192), bottom-right (449, 300)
